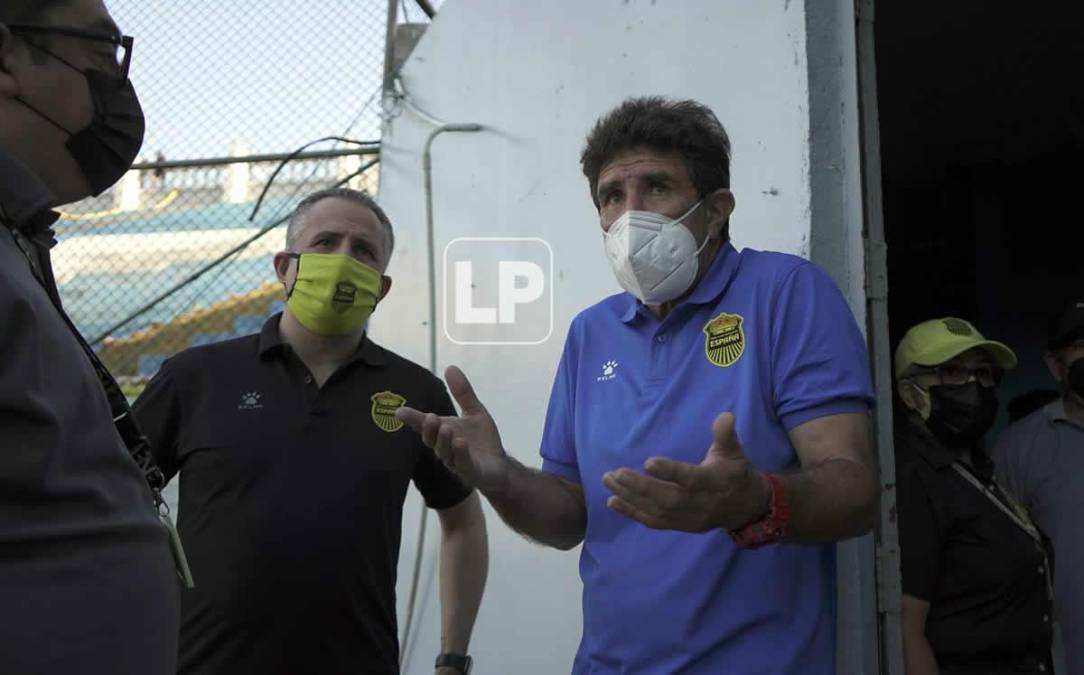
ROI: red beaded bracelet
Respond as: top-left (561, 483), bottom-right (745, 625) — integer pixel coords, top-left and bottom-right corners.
top-left (729, 474), bottom-right (789, 549)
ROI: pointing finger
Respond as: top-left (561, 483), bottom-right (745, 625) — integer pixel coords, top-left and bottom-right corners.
top-left (434, 423), bottom-right (455, 464)
top-left (445, 365), bottom-right (487, 416)
top-left (395, 406), bottom-right (428, 433)
top-left (421, 412), bottom-right (442, 448)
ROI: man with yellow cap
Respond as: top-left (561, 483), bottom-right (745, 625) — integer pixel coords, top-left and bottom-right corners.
top-left (894, 317), bottom-right (1053, 675)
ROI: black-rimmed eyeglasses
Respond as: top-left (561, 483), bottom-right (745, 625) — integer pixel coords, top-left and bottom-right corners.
top-left (908, 363), bottom-right (1004, 388)
top-left (7, 24), bottom-right (133, 79)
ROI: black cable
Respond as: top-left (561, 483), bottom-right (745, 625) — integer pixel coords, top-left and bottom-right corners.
top-left (414, 0), bottom-right (436, 19)
top-left (172, 247), bottom-right (245, 321)
top-left (248, 136), bottom-right (378, 223)
top-left (89, 157), bottom-right (380, 346)
top-left (88, 88), bottom-right (386, 347)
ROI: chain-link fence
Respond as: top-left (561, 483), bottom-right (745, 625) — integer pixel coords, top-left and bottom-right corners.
top-left (52, 0), bottom-right (439, 398)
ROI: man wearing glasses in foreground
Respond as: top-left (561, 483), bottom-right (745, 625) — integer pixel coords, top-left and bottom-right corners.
top-left (894, 318), bottom-right (1053, 674)
top-left (0, 1), bottom-right (179, 673)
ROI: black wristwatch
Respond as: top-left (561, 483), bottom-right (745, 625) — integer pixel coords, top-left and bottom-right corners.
top-left (435, 653), bottom-right (472, 674)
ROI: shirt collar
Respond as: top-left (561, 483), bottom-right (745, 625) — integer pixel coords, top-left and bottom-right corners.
top-left (901, 419), bottom-right (995, 477)
top-left (257, 312), bottom-right (387, 367)
top-left (619, 241), bottom-right (742, 323)
top-left (1047, 398), bottom-right (1084, 430)
top-left (902, 422), bottom-right (957, 469)
top-left (0, 148), bottom-right (60, 235)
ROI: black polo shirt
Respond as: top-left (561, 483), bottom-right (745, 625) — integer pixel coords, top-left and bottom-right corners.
top-left (896, 424), bottom-right (1053, 674)
top-left (132, 315), bottom-right (472, 675)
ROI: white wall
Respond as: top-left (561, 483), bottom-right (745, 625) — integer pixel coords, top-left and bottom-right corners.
top-left (373, 1), bottom-right (819, 672)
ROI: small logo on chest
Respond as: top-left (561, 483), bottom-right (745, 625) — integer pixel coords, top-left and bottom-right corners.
top-left (703, 312), bottom-right (746, 368)
top-left (333, 282), bottom-right (357, 309)
top-left (238, 391), bottom-right (263, 410)
top-left (371, 391), bottom-right (407, 432)
top-left (597, 360), bottom-right (619, 382)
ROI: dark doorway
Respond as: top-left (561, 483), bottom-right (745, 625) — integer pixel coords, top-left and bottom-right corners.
top-left (876, 1), bottom-right (1084, 430)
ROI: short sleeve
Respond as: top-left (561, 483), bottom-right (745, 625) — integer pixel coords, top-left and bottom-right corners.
top-left (411, 381), bottom-right (473, 510)
top-left (131, 358), bottom-right (184, 482)
top-left (539, 323), bottom-right (580, 483)
top-left (990, 420), bottom-right (1039, 510)
top-left (770, 262), bottom-right (876, 430)
top-left (896, 461), bottom-right (942, 601)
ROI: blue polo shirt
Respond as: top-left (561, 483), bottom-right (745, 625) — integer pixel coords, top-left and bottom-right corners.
top-left (540, 242), bottom-right (875, 674)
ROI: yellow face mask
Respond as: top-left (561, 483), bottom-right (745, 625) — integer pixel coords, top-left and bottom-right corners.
top-left (285, 253), bottom-right (381, 336)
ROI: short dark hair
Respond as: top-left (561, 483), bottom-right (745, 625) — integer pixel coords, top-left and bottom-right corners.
top-left (0, 0), bottom-right (67, 23)
top-left (580, 96), bottom-right (732, 207)
top-left (286, 187), bottom-right (395, 270)
top-left (1048, 300), bottom-right (1084, 351)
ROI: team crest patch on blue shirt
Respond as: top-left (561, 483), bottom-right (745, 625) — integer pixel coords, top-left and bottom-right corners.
top-left (370, 391), bottom-right (406, 432)
top-left (703, 312), bottom-right (745, 367)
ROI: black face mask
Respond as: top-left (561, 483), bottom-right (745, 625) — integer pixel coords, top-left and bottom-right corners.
top-left (925, 381), bottom-right (999, 449)
top-left (16, 51), bottom-right (145, 197)
top-left (1068, 358), bottom-right (1084, 399)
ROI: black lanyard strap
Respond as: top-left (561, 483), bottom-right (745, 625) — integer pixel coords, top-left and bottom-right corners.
top-left (3, 220), bottom-right (166, 507)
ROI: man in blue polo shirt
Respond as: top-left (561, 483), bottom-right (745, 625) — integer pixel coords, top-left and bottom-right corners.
top-left (398, 96), bottom-right (880, 673)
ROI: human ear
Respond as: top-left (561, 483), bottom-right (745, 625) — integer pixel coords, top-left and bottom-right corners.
top-left (377, 275), bottom-right (392, 302)
top-left (1043, 352), bottom-right (1066, 384)
top-left (704, 188), bottom-right (735, 240)
top-left (273, 252), bottom-right (296, 290)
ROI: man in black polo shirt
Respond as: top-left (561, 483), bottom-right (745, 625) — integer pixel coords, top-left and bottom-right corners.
top-left (133, 187), bottom-right (488, 675)
top-left (1, 1), bottom-right (180, 673)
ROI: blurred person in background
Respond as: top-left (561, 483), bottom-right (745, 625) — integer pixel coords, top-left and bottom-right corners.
top-left (0, 0), bottom-right (180, 673)
top-left (133, 188), bottom-right (488, 675)
top-left (994, 301), bottom-right (1084, 675)
top-left (397, 96), bottom-right (880, 674)
top-left (894, 318), bottom-right (1053, 675)
top-left (1007, 389), bottom-right (1062, 424)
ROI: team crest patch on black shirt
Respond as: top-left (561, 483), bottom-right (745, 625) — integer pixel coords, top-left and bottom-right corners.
top-left (703, 312), bottom-right (745, 367)
top-left (370, 391), bottom-right (406, 432)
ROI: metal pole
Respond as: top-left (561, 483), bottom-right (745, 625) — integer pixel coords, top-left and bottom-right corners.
top-left (399, 122), bottom-right (482, 670)
top-left (422, 124), bottom-right (482, 373)
top-left (87, 158), bottom-right (380, 347)
top-left (128, 146), bottom-right (379, 172)
top-left (382, 0), bottom-right (400, 97)
top-left (856, 0), bottom-right (906, 672)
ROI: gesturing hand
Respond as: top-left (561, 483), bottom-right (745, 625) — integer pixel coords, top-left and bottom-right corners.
top-left (602, 412), bottom-right (770, 532)
top-left (395, 366), bottom-right (510, 495)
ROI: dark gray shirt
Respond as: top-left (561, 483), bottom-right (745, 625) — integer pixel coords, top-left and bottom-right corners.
top-left (0, 149), bottom-right (179, 674)
top-left (993, 399), bottom-right (1084, 675)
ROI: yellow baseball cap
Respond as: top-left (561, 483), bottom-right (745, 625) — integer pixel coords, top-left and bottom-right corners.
top-left (895, 317), bottom-right (1017, 378)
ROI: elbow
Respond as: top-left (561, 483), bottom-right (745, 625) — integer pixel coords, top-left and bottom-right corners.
top-left (550, 531), bottom-right (584, 552)
top-left (440, 493), bottom-right (489, 542)
top-left (556, 508), bottom-right (588, 550)
top-left (541, 515), bottom-right (586, 551)
top-left (856, 470), bottom-right (882, 536)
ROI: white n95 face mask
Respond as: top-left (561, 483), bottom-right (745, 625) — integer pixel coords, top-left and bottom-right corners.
top-left (603, 199), bottom-right (708, 304)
